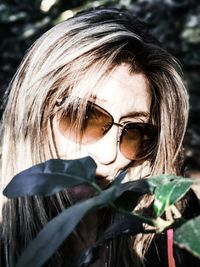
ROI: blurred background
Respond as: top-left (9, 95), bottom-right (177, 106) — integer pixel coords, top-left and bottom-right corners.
top-left (0, 0), bottom-right (199, 180)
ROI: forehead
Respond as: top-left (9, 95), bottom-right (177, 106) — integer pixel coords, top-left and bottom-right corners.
top-left (89, 64), bottom-right (152, 118)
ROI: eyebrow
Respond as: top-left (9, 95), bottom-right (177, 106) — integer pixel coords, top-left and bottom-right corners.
top-left (90, 95), bottom-right (150, 119)
top-left (121, 111), bottom-right (150, 120)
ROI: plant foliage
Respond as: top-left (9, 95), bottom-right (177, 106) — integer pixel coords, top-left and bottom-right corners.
top-left (3, 156), bottom-right (200, 267)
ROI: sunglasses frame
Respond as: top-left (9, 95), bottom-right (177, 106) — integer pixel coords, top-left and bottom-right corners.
top-left (57, 98), bottom-right (159, 161)
top-left (84, 101), bottom-right (158, 160)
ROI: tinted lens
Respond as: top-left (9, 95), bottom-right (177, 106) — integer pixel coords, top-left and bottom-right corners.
top-left (120, 123), bottom-right (158, 160)
top-left (58, 102), bottom-right (113, 143)
top-left (58, 101), bottom-right (158, 160)
top-left (81, 102), bottom-right (113, 143)
top-left (58, 104), bottom-right (79, 140)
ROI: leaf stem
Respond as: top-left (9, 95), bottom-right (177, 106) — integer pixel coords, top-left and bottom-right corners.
top-left (171, 204), bottom-right (182, 219)
top-left (91, 182), bottom-right (102, 194)
top-left (111, 204), bottom-right (155, 227)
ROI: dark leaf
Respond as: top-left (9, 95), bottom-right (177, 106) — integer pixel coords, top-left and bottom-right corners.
top-left (3, 157), bottom-right (97, 197)
top-left (114, 179), bottom-right (154, 211)
top-left (174, 215), bottom-right (200, 259)
top-left (15, 185), bottom-right (117, 267)
top-left (110, 171), bottom-right (127, 186)
top-left (14, 171), bottom-right (154, 267)
top-left (78, 213), bottom-right (148, 267)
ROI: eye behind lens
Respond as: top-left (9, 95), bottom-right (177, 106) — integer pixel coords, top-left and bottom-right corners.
top-left (136, 127), bottom-right (159, 161)
top-left (120, 122), bottom-right (159, 161)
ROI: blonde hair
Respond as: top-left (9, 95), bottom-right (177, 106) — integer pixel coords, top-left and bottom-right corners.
top-left (0, 7), bottom-right (189, 266)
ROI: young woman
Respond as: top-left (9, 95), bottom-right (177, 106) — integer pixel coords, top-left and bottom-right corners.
top-left (0, 7), bottom-right (199, 267)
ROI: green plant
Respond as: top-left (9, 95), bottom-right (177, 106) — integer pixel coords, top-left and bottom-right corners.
top-left (3, 156), bottom-right (200, 267)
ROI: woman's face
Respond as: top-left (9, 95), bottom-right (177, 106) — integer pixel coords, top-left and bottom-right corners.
top-left (52, 64), bottom-right (152, 185)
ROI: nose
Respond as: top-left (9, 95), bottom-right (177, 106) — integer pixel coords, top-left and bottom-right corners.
top-left (87, 125), bottom-right (119, 165)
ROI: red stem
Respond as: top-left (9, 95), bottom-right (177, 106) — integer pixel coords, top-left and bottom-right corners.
top-left (167, 229), bottom-right (176, 267)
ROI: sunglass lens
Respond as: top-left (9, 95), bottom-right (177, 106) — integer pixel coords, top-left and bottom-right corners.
top-left (58, 102), bottom-right (113, 144)
top-left (120, 123), bottom-right (157, 160)
top-left (120, 124), bottom-right (143, 160)
top-left (58, 102), bottom-right (158, 160)
top-left (81, 102), bottom-right (113, 143)
top-left (58, 105), bottom-right (78, 140)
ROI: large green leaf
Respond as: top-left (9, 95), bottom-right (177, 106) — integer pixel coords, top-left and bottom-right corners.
top-left (148, 175), bottom-right (193, 217)
top-left (169, 179), bottom-right (193, 205)
top-left (174, 215), bottom-right (200, 259)
top-left (153, 182), bottom-right (177, 217)
top-left (148, 174), bottom-right (183, 187)
top-left (3, 157), bottom-right (97, 197)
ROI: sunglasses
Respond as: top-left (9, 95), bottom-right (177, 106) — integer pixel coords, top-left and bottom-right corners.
top-left (58, 101), bottom-right (158, 160)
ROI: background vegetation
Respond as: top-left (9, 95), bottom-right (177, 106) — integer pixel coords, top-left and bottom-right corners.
top-left (0, 0), bottom-right (199, 177)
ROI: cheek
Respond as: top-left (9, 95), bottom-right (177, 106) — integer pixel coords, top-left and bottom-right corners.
top-left (116, 156), bottom-right (132, 170)
top-left (52, 116), bottom-right (132, 175)
top-left (52, 117), bottom-right (77, 159)
top-left (55, 133), bottom-right (70, 158)
top-left (52, 116), bottom-right (90, 160)
top-left (86, 140), bottom-right (132, 171)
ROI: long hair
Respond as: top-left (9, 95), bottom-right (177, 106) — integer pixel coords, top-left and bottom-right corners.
top-left (0, 7), bottom-right (189, 266)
